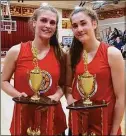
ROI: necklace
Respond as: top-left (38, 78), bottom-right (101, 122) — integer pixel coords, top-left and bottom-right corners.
top-left (31, 44), bottom-right (39, 68)
top-left (77, 49), bottom-right (96, 105)
top-left (83, 50), bottom-right (88, 72)
top-left (32, 42), bottom-right (50, 61)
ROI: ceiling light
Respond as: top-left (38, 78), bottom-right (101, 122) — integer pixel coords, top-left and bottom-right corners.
top-left (92, 1), bottom-right (105, 4)
top-left (41, 2), bottom-right (48, 6)
top-left (75, 6), bottom-right (80, 9)
top-left (96, 1), bottom-right (105, 2)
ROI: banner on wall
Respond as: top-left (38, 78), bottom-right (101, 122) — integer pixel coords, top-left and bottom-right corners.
top-left (62, 9), bottom-right (72, 18)
top-left (3, 4), bottom-right (126, 19)
top-left (98, 8), bottom-right (126, 20)
top-left (62, 20), bottom-right (71, 29)
top-left (62, 8), bottom-right (126, 20)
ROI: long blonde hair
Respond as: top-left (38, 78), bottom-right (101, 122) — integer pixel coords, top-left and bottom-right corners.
top-left (29, 6), bottom-right (65, 87)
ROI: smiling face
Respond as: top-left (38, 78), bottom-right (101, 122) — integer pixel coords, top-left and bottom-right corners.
top-left (71, 11), bottom-right (97, 44)
top-left (33, 10), bottom-right (57, 40)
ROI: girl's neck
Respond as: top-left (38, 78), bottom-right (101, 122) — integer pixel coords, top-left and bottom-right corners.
top-left (82, 38), bottom-right (100, 53)
top-left (33, 37), bottom-right (50, 51)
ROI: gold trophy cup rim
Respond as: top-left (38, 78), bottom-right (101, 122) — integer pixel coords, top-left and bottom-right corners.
top-left (29, 69), bottom-right (43, 101)
top-left (77, 76), bottom-right (97, 99)
top-left (29, 70), bottom-right (52, 94)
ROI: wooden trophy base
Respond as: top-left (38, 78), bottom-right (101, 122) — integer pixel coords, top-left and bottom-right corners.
top-left (12, 95), bottom-right (58, 106)
top-left (66, 99), bottom-right (108, 110)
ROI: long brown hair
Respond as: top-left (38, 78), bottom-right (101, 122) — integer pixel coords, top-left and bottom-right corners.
top-left (70, 7), bottom-right (100, 73)
top-left (29, 5), bottom-right (65, 87)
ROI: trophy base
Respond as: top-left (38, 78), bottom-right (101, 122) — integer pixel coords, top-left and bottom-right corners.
top-left (31, 95), bottom-right (40, 101)
top-left (83, 99), bottom-right (92, 105)
top-left (12, 95), bottom-right (58, 106)
top-left (67, 99), bottom-right (108, 110)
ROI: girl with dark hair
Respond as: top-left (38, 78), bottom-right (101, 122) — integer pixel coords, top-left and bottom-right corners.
top-left (1, 5), bottom-right (67, 135)
top-left (65, 7), bottom-right (125, 136)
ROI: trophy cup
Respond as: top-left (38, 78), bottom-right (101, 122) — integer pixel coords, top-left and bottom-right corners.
top-left (77, 50), bottom-right (96, 105)
top-left (78, 72), bottom-right (96, 105)
top-left (28, 45), bottom-right (52, 101)
top-left (29, 66), bottom-right (42, 101)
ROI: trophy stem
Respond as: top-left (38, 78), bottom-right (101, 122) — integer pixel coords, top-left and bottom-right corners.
top-left (83, 97), bottom-right (92, 105)
top-left (31, 93), bottom-right (40, 101)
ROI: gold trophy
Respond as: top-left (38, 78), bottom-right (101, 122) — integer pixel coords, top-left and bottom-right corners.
top-left (28, 45), bottom-right (43, 101)
top-left (29, 44), bottom-right (52, 100)
top-left (78, 50), bottom-right (96, 105)
top-left (29, 66), bottom-right (43, 101)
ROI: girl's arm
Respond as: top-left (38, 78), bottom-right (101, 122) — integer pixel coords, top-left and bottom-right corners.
top-left (108, 46), bottom-right (125, 135)
top-left (1, 44), bottom-right (27, 97)
top-left (65, 52), bottom-right (77, 105)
